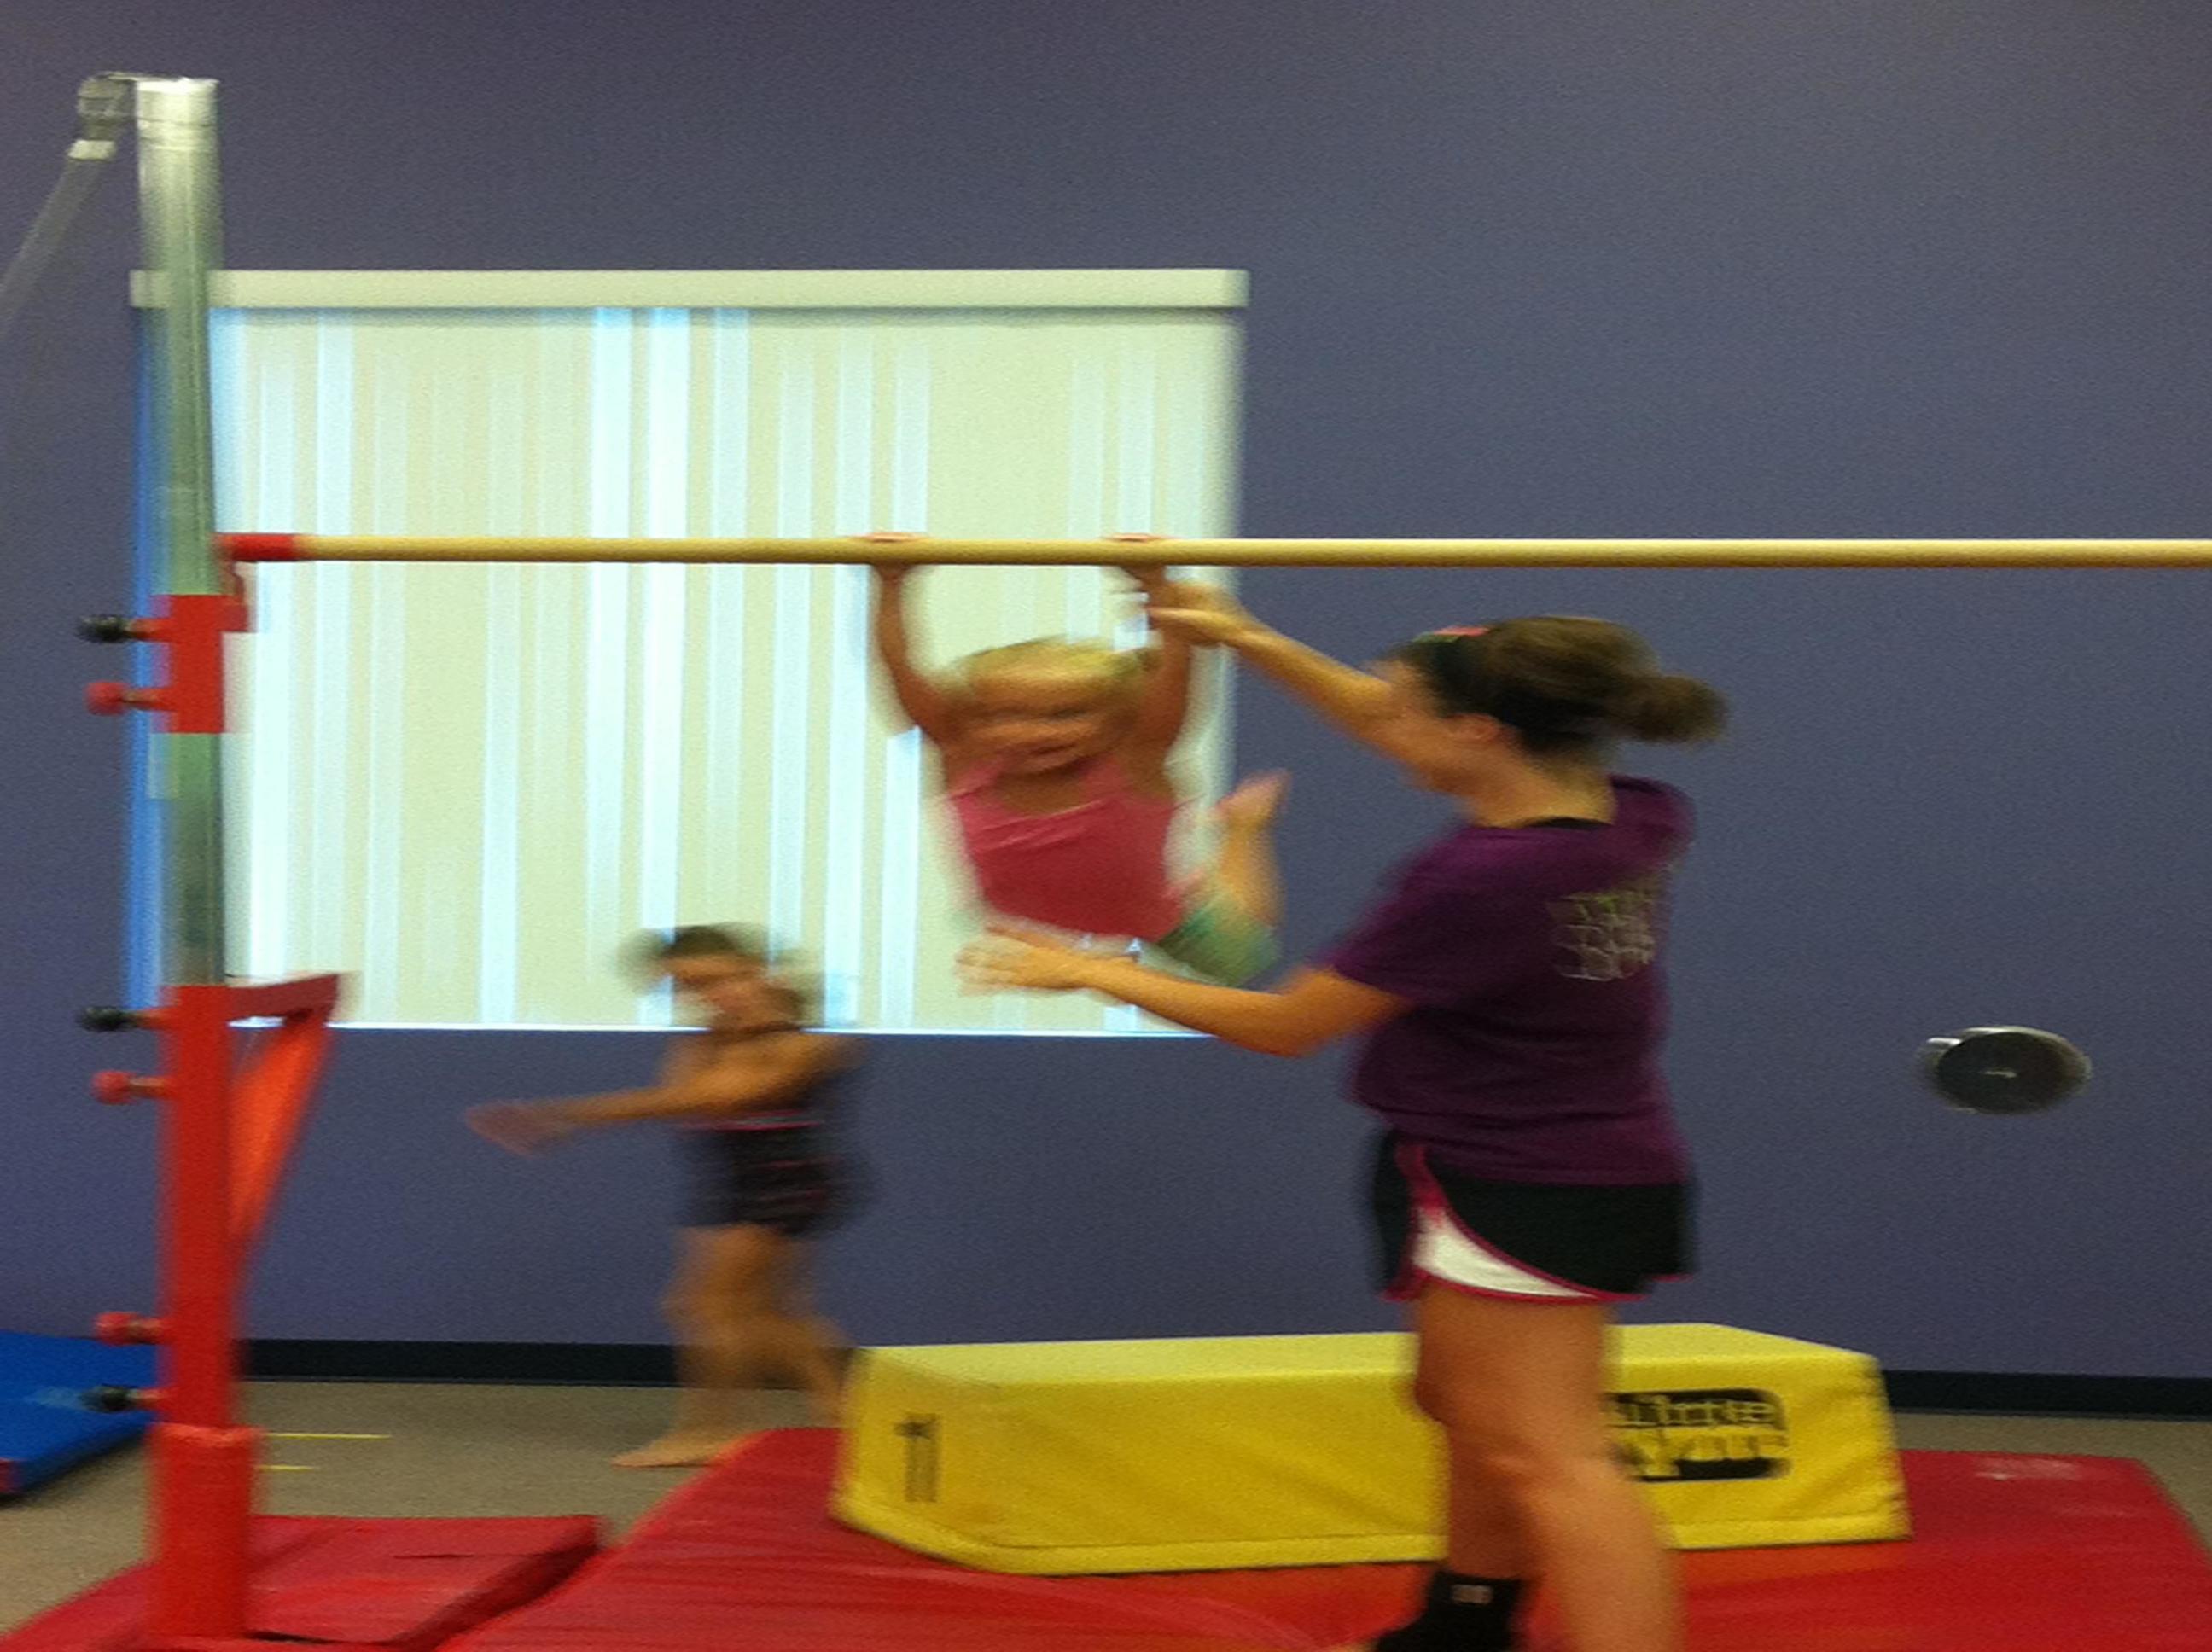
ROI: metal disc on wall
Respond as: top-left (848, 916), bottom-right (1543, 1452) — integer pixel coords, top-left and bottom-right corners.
top-left (1920, 1027), bottom-right (2091, 1115)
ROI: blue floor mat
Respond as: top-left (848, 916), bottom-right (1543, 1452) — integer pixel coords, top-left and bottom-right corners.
top-left (0, 1331), bottom-right (156, 1495)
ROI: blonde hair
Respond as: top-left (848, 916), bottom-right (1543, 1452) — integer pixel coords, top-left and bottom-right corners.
top-left (955, 637), bottom-right (1145, 702)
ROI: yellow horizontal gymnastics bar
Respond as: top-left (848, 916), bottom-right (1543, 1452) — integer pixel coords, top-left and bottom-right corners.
top-left (218, 533), bottom-right (2212, 569)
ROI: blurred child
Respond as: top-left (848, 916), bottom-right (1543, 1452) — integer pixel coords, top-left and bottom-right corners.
top-left (468, 925), bottom-right (858, 1467)
top-left (870, 561), bottom-right (1284, 983)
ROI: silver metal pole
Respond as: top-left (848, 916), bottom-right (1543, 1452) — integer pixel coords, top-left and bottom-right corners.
top-left (136, 79), bottom-right (226, 986)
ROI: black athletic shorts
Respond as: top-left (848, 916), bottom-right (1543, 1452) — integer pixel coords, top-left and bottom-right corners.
top-left (679, 1126), bottom-right (853, 1238)
top-left (1368, 1132), bottom-right (1693, 1303)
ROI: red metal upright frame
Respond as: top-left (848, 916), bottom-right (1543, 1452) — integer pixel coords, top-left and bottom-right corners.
top-left (88, 575), bottom-right (343, 1646)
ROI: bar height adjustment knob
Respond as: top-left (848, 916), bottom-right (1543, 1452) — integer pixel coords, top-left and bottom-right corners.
top-left (94, 1312), bottom-right (168, 1346)
top-left (92, 1069), bottom-right (167, 1105)
top-left (79, 1004), bottom-right (170, 1032)
top-left (80, 1386), bottom-right (165, 1414)
top-left (84, 680), bottom-right (167, 716)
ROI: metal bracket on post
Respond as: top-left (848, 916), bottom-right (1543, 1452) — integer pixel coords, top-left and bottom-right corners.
top-left (83, 968), bottom-right (341, 1652)
top-left (82, 596), bottom-right (249, 730)
top-left (209, 974), bottom-right (345, 1257)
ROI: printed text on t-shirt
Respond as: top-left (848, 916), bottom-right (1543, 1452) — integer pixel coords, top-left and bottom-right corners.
top-left (1549, 873), bottom-right (1666, 981)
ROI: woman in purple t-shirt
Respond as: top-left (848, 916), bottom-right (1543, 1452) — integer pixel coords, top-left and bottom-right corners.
top-left (960, 587), bottom-right (1725, 1652)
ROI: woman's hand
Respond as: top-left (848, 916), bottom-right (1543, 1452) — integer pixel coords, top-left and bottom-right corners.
top-left (1143, 581), bottom-right (1265, 649)
top-left (1112, 542), bottom-right (1173, 608)
top-left (956, 926), bottom-right (1120, 994)
top-left (466, 1100), bottom-right (583, 1156)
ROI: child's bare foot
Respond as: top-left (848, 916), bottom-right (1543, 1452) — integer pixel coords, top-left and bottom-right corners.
top-left (612, 1432), bottom-right (748, 1469)
top-left (1216, 771), bottom-right (1289, 831)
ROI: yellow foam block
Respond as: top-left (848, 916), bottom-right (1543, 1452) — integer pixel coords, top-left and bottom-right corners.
top-left (1604, 1323), bottom-right (1909, 1550)
top-left (835, 1324), bottom-right (1908, 1573)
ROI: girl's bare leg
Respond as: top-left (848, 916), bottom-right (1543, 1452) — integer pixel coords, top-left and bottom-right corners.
top-left (759, 1241), bottom-right (851, 1426)
top-left (1204, 771), bottom-right (1289, 928)
top-left (616, 1225), bottom-right (784, 1467)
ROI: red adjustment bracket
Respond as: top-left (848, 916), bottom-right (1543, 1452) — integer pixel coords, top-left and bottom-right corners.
top-left (82, 596), bottom-right (250, 733)
top-left (225, 975), bottom-right (344, 1019)
top-left (160, 975), bottom-right (344, 1257)
top-left (158, 595), bottom-right (250, 736)
top-left (217, 532), bottom-right (303, 563)
top-left (93, 1069), bottom-right (170, 1105)
top-left (95, 1312), bottom-right (170, 1346)
top-left (82, 588), bottom-right (248, 730)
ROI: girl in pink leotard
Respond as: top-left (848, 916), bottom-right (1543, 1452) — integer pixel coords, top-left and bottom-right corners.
top-left (870, 563), bottom-right (1283, 984)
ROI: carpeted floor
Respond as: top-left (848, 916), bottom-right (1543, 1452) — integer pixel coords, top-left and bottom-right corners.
top-left (3, 1383), bottom-right (2207, 1633)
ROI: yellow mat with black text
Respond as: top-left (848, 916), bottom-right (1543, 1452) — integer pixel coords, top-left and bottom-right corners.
top-left (835, 1324), bottom-right (1907, 1573)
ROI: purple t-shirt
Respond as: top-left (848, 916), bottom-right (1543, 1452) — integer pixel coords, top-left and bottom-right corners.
top-left (1322, 776), bottom-right (1693, 1185)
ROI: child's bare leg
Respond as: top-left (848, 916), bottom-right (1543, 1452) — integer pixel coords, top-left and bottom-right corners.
top-left (1204, 771), bottom-right (1289, 928)
top-left (617, 1226), bottom-right (780, 1468)
top-left (759, 1243), bottom-right (851, 1426)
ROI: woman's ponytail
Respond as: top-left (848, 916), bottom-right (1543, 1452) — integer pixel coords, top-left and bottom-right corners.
top-left (1608, 672), bottom-right (1728, 745)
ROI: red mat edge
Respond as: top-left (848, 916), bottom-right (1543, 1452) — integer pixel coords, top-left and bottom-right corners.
top-left (0, 1515), bottom-right (600, 1652)
top-left (445, 1434), bottom-right (2212, 1652)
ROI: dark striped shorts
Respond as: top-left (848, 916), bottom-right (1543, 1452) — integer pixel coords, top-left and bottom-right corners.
top-left (680, 1124), bottom-right (852, 1238)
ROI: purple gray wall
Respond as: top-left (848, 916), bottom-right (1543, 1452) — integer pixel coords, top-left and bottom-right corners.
top-left (3, 3), bottom-right (2208, 1377)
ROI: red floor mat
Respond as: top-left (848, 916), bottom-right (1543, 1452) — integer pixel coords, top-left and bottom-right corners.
top-left (1, 1515), bottom-right (599, 1652)
top-left (448, 1432), bottom-right (2212, 1652)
